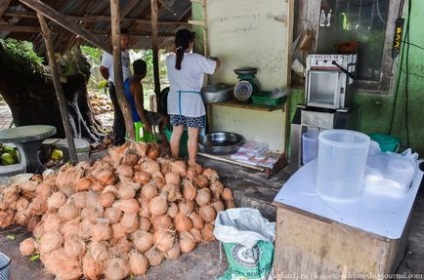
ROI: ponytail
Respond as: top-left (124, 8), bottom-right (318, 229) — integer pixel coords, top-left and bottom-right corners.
top-left (175, 47), bottom-right (184, 70)
top-left (174, 29), bottom-right (195, 70)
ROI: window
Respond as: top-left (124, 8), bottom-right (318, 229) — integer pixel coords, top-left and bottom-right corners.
top-left (295, 0), bottom-right (403, 93)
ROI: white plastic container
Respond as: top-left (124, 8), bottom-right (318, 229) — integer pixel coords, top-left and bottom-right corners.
top-left (302, 130), bottom-right (319, 164)
top-left (316, 129), bottom-right (370, 201)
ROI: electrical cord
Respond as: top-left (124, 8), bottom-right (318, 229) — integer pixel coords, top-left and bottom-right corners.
top-left (389, 0), bottom-right (412, 146)
top-left (400, 40), bottom-right (424, 51)
top-left (404, 0), bottom-right (411, 147)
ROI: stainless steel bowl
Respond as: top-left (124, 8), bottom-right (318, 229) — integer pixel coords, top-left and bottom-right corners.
top-left (198, 132), bottom-right (244, 155)
top-left (201, 84), bottom-right (233, 104)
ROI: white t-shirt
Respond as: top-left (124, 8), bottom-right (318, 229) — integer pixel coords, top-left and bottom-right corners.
top-left (101, 51), bottom-right (132, 83)
top-left (166, 53), bottom-right (216, 117)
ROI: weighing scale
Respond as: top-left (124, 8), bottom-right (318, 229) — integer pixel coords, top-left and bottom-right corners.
top-left (233, 67), bottom-right (260, 102)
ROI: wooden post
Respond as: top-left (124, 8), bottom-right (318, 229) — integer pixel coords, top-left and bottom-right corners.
top-left (37, 14), bottom-right (78, 164)
top-left (110, 0), bottom-right (135, 141)
top-left (150, 0), bottom-right (161, 98)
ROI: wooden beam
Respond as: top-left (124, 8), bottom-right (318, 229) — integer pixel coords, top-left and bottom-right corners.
top-left (4, 11), bottom-right (189, 26)
top-left (151, 0), bottom-right (161, 97)
top-left (37, 14), bottom-right (78, 164)
top-left (0, 0), bottom-right (12, 18)
top-left (188, 20), bottom-right (205, 27)
top-left (0, 22), bottom-right (175, 37)
top-left (110, 0), bottom-right (134, 141)
top-left (19, 0), bottom-right (111, 53)
top-left (0, 0), bottom-right (10, 19)
top-left (0, 23), bottom-right (40, 32)
top-left (89, 29), bottom-right (176, 37)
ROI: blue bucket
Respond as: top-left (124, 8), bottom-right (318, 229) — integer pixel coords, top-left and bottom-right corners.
top-left (0, 252), bottom-right (11, 280)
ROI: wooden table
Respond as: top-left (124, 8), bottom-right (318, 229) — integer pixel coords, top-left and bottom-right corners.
top-left (272, 160), bottom-right (423, 279)
top-left (0, 125), bottom-right (57, 174)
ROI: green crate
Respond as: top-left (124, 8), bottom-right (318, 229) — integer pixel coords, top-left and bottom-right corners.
top-left (252, 93), bottom-right (287, 107)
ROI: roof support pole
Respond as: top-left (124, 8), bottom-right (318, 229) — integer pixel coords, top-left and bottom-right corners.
top-left (110, 0), bottom-right (135, 141)
top-left (37, 14), bottom-right (78, 164)
top-left (150, 0), bottom-right (161, 98)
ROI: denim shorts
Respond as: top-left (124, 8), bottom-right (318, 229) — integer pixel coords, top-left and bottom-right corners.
top-left (170, 114), bottom-right (205, 128)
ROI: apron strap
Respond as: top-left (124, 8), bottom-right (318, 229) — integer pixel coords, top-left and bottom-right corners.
top-left (177, 90), bottom-right (201, 115)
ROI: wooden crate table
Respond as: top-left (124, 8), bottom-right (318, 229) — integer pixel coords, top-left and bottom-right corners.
top-left (272, 160), bottom-right (423, 279)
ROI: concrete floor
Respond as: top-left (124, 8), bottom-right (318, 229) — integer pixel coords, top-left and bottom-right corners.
top-left (1, 152), bottom-right (424, 279)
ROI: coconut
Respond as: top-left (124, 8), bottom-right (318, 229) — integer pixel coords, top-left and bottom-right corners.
top-left (179, 231), bottom-right (197, 253)
top-left (128, 249), bottom-right (149, 276)
top-left (19, 237), bottom-right (36, 256)
top-left (82, 252), bottom-right (104, 280)
top-left (138, 218), bottom-right (151, 232)
top-left (88, 241), bottom-right (110, 263)
top-left (39, 232), bottom-right (64, 255)
top-left (42, 248), bottom-right (82, 280)
top-left (154, 228), bottom-right (175, 252)
top-left (104, 256), bottom-right (129, 280)
top-left (120, 212), bottom-right (139, 233)
top-left (165, 241), bottom-right (181, 260)
top-left (104, 207), bottom-right (123, 224)
top-left (63, 234), bottom-right (86, 258)
top-left (145, 247), bottom-right (164, 266)
top-left (132, 230), bottom-right (154, 253)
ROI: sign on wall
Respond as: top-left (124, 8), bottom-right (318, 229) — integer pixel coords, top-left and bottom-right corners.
top-left (206, 0), bottom-right (291, 90)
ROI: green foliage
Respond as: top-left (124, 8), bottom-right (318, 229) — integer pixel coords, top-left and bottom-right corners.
top-left (80, 45), bottom-right (103, 66)
top-left (56, 48), bottom-right (91, 81)
top-left (0, 38), bottom-right (44, 67)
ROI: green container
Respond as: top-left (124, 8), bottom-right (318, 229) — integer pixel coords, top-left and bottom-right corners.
top-left (164, 124), bottom-right (188, 158)
top-left (251, 91), bottom-right (287, 107)
top-left (369, 133), bottom-right (400, 152)
top-left (134, 122), bottom-right (156, 143)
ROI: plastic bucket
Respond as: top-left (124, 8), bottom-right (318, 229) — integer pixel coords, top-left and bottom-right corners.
top-left (316, 129), bottom-right (370, 201)
top-left (302, 130), bottom-right (319, 164)
top-left (164, 125), bottom-right (188, 158)
top-left (0, 252), bottom-right (11, 280)
top-left (369, 133), bottom-right (400, 152)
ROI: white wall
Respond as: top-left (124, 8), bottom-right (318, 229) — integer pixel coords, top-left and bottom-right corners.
top-left (210, 105), bottom-right (285, 153)
top-left (207, 0), bottom-right (291, 89)
top-left (206, 0), bottom-right (292, 152)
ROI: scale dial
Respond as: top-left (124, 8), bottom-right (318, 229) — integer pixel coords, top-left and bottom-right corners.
top-left (233, 80), bottom-right (253, 101)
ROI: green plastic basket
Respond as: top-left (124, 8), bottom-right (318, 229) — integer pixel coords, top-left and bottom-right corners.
top-left (251, 92), bottom-right (287, 107)
top-left (134, 122), bottom-right (156, 143)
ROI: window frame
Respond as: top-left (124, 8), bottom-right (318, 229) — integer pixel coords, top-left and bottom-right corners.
top-left (295, 0), bottom-right (403, 93)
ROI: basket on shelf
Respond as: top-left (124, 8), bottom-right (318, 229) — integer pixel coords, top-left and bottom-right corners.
top-left (251, 91), bottom-right (287, 107)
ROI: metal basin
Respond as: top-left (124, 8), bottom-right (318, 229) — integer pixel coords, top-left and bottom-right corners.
top-left (201, 84), bottom-right (233, 104)
top-left (198, 132), bottom-right (244, 155)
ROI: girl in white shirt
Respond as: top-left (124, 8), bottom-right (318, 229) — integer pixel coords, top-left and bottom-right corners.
top-left (166, 29), bottom-right (220, 165)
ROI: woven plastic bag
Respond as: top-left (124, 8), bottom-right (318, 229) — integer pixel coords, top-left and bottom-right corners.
top-left (213, 208), bottom-right (275, 280)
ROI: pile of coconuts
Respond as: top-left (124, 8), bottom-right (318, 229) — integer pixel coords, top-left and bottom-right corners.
top-left (0, 141), bottom-right (235, 280)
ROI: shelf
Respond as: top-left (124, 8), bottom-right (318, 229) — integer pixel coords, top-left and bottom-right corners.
top-left (198, 152), bottom-right (287, 178)
top-left (211, 100), bottom-right (286, 112)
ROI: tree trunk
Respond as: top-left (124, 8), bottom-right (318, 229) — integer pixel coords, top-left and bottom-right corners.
top-left (0, 44), bottom-right (105, 145)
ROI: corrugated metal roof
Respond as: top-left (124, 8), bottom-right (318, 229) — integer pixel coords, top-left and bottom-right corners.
top-left (0, 0), bottom-right (191, 52)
